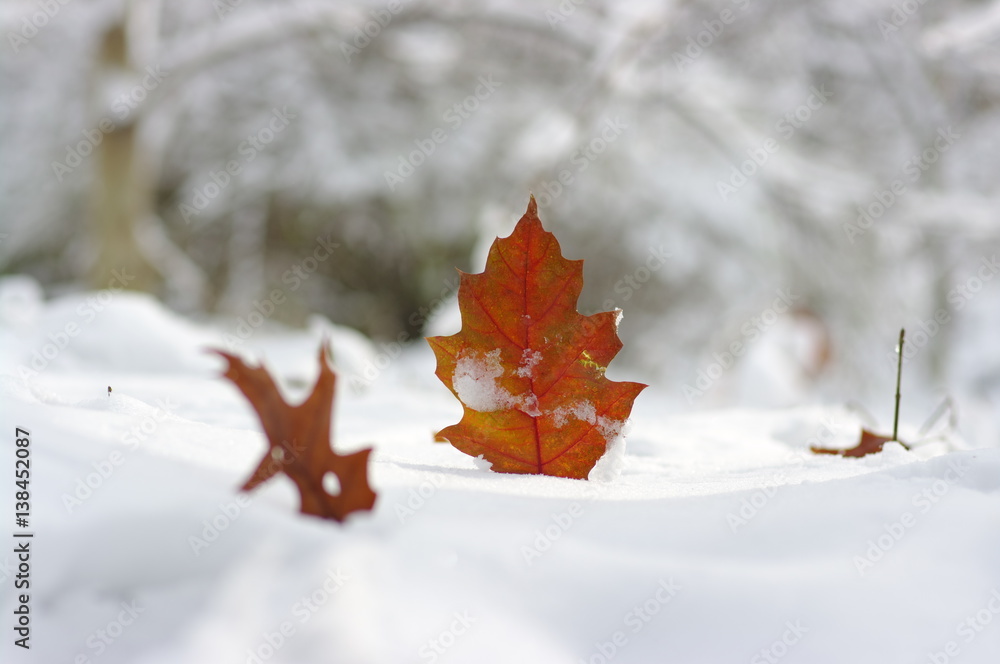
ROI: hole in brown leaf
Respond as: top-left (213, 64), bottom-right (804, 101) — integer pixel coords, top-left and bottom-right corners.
top-left (322, 472), bottom-right (341, 496)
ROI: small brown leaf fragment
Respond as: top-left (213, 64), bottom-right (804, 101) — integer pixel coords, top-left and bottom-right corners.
top-left (811, 428), bottom-right (909, 458)
top-left (214, 344), bottom-right (376, 522)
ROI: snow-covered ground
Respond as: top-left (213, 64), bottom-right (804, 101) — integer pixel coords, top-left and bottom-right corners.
top-left (2, 283), bottom-right (999, 664)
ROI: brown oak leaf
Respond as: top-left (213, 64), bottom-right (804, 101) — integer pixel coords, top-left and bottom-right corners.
top-left (427, 195), bottom-right (646, 479)
top-left (215, 345), bottom-right (376, 521)
top-left (811, 428), bottom-right (909, 458)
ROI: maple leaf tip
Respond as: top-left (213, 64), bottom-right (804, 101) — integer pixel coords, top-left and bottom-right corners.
top-left (206, 347), bottom-right (243, 376)
top-left (527, 193), bottom-right (538, 215)
top-left (318, 339), bottom-right (333, 367)
top-left (514, 195), bottom-right (546, 238)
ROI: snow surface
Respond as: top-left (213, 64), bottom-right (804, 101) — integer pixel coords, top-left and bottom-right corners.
top-left (2, 287), bottom-right (1000, 664)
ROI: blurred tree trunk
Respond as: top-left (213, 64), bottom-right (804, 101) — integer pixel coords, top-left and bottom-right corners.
top-left (88, 20), bottom-right (159, 292)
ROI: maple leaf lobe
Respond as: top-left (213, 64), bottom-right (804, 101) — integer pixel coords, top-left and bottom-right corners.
top-left (428, 196), bottom-right (646, 479)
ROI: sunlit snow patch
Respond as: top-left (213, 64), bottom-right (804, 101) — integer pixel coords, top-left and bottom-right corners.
top-left (471, 454), bottom-right (493, 471)
top-left (515, 348), bottom-right (542, 378)
top-left (551, 400), bottom-right (625, 442)
top-left (453, 349), bottom-right (540, 415)
top-left (589, 435), bottom-right (625, 482)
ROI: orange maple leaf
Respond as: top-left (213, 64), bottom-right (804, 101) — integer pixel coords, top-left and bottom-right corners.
top-left (811, 428), bottom-right (909, 458)
top-left (427, 196), bottom-right (647, 479)
top-left (214, 345), bottom-right (376, 521)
